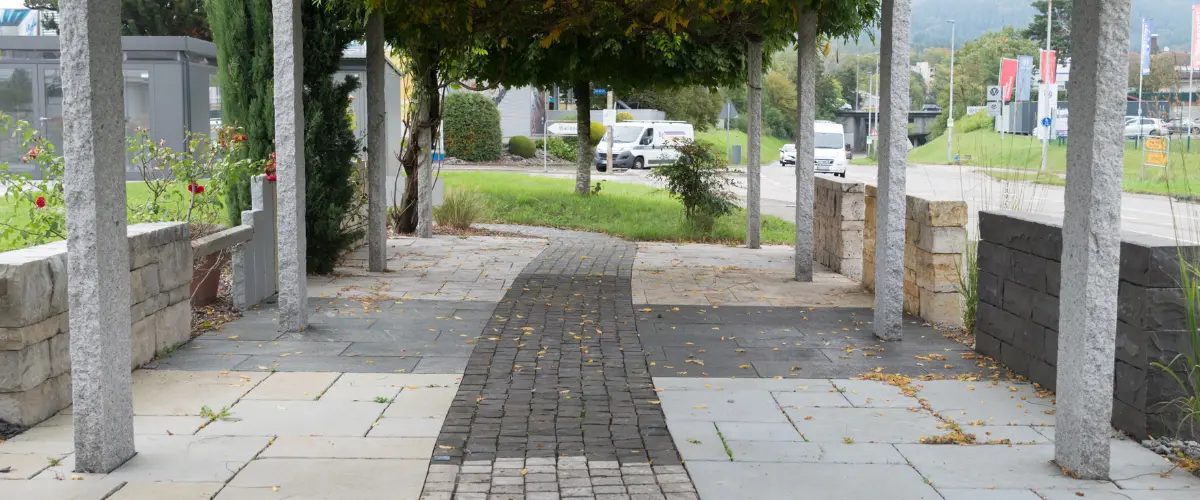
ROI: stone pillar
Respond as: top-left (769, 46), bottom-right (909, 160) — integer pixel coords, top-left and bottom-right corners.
top-left (794, 13), bottom-right (817, 281)
top-left (273, 0), bottom-right (307, 332)
top-left (59, 0), bottom-right (135, 473)
top-left (366, 11), bottom-right (387, 271)
top-left (417, 95), bottom-right (434, 238)
top-left (745, 37), bottom-right (763, 249)
top-left (873, 0), bottom-right (911, 340)
top-left (1054, 0), bottom-right (1129, 479)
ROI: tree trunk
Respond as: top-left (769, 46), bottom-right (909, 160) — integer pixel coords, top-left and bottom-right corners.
top-left (417, 68), bottom-right (439, 238)
top-left (746, 38), bottom-right (763, 249)
top-left (394, 61), bottom-right (437, 234)
top-left (574, 79), bottom-right (593, 195)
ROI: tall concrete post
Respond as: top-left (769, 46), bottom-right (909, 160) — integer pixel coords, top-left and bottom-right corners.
top-left (1054, 0), bottom-right (1129, 479)
top-left (366, 11), bottom-right (387, 271)
top-left (273, 0), bottom-right (308, 332)
top-left (59, 0), bottom-right (135, 473)
top-left (417, 94), bottom-right (434, 238)
top-left (873, 0), bottom-right (911, 341)
top-left (794, 13), bottom-right (818, 282)
top-left (746, 38), bottom-right (763, 249)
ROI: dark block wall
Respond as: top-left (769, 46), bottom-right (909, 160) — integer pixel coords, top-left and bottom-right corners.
top-left (975, 210), bottom-right (1196, 440)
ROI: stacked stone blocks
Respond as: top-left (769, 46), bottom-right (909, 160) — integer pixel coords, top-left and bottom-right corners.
top-left (975, 209), bottom-right (1196, 439)
top-left (863, 185), bottom-right (967, 325)
top-left (813, 176), bottom-right (865, 280)
top-left (0, 222), bottom-right (191, 426)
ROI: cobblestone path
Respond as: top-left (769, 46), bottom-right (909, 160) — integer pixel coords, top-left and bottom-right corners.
top-left (423, 240), bottom-right (699, 500)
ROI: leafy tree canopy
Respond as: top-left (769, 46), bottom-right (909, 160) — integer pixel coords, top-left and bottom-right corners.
top-left (24, 0), bottom-right (211, 39)
top-left (1021, 0), bottom-right (1071, 58)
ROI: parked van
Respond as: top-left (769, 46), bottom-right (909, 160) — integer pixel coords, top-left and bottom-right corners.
top-left (595, 121), bottom-right (695, 171)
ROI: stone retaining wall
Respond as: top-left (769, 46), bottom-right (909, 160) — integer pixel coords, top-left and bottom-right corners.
top-left (975, 210), bottom-right (1196, 439)
top-left (0, 223), bottom-right (191, 426)
top-left (863, 186), bottom-right (968, 325)
top-left (813, 176), bottom-right (865, 280)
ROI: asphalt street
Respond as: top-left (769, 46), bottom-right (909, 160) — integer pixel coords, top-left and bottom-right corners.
top-left (444, 162), bottom-right (1200, 243)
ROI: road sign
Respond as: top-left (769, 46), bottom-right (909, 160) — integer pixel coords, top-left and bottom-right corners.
top-left (546, 122), bottom-right (577, 136)
top-left (1145, 137), bottom-right (1167, 152)
top-left (1145, 151), bottom-right (1168, 167)
top-left (947, 118), bottom-right (955, 128)
top-left (986, 102), bottom-right (1001, 117)
top-left (1041, 117), bottom-right (1052, 127)
top-left (594, 88), bottom-right (607, 95)
top-left (986, 86), bottom-right (1002, 102)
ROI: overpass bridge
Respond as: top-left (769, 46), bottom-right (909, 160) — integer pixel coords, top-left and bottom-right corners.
top-left (835, 110), bottom-right (942, 153)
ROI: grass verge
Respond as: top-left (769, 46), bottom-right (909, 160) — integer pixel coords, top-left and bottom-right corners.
top-left (441, 171), bottom-right (795, 244)
top-left (0, 181), bottom-right (165, 252)
top-left (696, 130), bottom-right (789, 165)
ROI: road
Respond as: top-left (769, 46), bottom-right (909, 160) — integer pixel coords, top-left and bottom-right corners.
top-left (443, 162), bottom-right (1200, 243)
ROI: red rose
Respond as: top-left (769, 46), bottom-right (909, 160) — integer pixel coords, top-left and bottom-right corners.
top-left (196, 185), bottom-right (204, 194)
top-left (234, 134), bottom-right (247, 142)
top-left (266, 174), bottom-right (277, 182)
top-left (187, 184), bottom-right (194, 193)
top-left (27, 146), bottom-right (38, 159)
top-left (35, 196), bottom-right (45, 208)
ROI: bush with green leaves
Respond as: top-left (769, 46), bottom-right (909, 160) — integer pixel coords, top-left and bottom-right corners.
top-left (444, 93), bottom-right (502, 162)
top-left (509, 136), bottom-right (536, 158)
top-left (649, 140), bottom-right (737, 233)
top-left (536, 137), bottom-right (576, 161)
top-left (433, 188), bottom-right (486, 230)
top-left (589, 122), bottom-right (606, 145)
top-left (617, 111), bottom-right (634, 122)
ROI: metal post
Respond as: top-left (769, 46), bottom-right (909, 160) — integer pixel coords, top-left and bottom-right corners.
top-left (1189, 69), bottom-right (1194, 152)
top-left (855, 54), bottom-right (860, 110)
top-left (947, 20), bottom-right (956, 164)
top-left (607, 90), bottom-right (614, 171)
top-left (544, 88), bottom-right (549, 173)
top-left (1040, 0), bottom-right (1053, 171)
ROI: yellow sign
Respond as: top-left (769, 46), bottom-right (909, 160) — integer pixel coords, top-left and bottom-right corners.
top-left (1145, 151), bottom-right (1168, 167)
top-left (1144, 137), bottom-right (1167, 152)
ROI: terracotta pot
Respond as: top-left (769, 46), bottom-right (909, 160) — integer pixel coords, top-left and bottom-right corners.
top-left (190, 251), bottom-right (229, 307)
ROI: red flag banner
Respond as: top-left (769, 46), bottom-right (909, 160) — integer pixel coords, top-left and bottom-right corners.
top-left (1000, 58), bottom-right (1018, 102)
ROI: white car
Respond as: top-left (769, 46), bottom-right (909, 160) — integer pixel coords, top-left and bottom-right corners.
top-left (1124, 117), bottom-right (1167, 138)
top-left (779, 144), bottom-right (796, 166)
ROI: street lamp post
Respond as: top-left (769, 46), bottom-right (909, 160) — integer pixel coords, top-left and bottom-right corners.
top-left (947, 20), bottom-right (956, 164)
top-left (1040, 0), bottom-right (1053, 171)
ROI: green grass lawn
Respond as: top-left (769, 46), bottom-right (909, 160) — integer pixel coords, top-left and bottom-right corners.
top-left (696, 130), bottom-right (789, 165)
top-left (895, 129), bottom-right (1200, 197)
top-left (442, 171), bottom-right (796, 244)
top-left (0, 182), bottom-right (191, 252)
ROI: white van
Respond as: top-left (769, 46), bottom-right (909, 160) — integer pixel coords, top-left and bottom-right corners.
top-left (813, 120), bottom-right (848, 177)
top-left (596, 121), bottom-right (695, 171)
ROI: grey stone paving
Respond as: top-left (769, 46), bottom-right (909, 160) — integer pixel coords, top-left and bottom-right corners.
top-left (145, 298), bottom-right (489, 374)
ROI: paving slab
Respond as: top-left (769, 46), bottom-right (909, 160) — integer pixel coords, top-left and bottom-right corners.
top-left (130, 371), bottom-right (268, 416)
top-left (658, 390), bottom-right (786, 423)
top-left (831, 379), bottom-right (919, 408)
top-left (242, 372), bottom-right (342, 401)
top-left (198, 400), bottom-right (384, 437)
top-left (259, 436), bottom-right (435, 459)
top-left (936, 489), bottom-right (1042, 500)
top-left (36, 435), bottom-right (270, 483)
top-left (783, 407), bottom-right (944, 444)
top-left (107, 482), bottom-right (225, 500)
top-left (218, 458), bottom-right (429, 500)
top-left (382, 387), bottom-right (458, 417)
top-left (815, 443), bottom-right (909, 464)
top-left (666, 421), bottom-right (730, 462)
top-left (231, 354), bottom-right (422, 373)
top-left (684, 461), bottom-right (941, 500)
top-left (917, 380), bottom-right (1056, 426)
top-left (968, 425), bottom-right (1052, 444)
top-left (1038, 491), bottom-right (1200, 499)
top-left (0, 480), bottom-right (125, 500)
top-left (0, 453), bottom-right (56, 479)
top-left (723, 440), bottom-right (821, 462)
top-left (651, 377), bottom-right (835, 392)
top-left (713, 422), bottom-right (804, 442)
top-left (1109, 438), bottom-right (1200, 490)
top-left (368, 416), bottom-right (445, 438)
top-left (895, 444), bottom-right (1116, 490)
top-left (771, 389), bottom-right (853, 408)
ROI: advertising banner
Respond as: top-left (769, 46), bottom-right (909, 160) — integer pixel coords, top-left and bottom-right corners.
top-left (1016, 55), bottom-right (1034, 101)
top-left (999, 58), bottom-right (1018, 102)
top-left (1040, 50), bottom-right (1057, 85)
top-left (1141, 18), bottom-right (1153, 76)
top-left (1193, 7), bottom-right (1200, 69)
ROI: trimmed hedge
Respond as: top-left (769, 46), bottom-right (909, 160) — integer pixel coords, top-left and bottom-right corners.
top-left (536, 137), bottom-right (576, 161)
top-left (509, 136), bottom-right (536, 158)
top-left (444, 93), bottom-right (502, 162)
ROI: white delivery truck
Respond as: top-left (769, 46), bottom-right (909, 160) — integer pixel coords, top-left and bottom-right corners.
top-left (595, 121), bottom-right (695, 172)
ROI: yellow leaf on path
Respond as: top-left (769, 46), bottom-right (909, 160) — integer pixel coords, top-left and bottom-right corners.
top-left (219, 370), bottom-right (230, 375)
top-left (738, 364), bottom-right (751, 369)
top-left (693, 405), bottom-right (708, 409)
top-left (272, 486), bottom-right (280, 492)
top-left (642, 308), bottom-right (653, 312)
top-left (407, 385), bottom-right (421, 389)
top-left (227, 335), bottom-right (239, 340)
